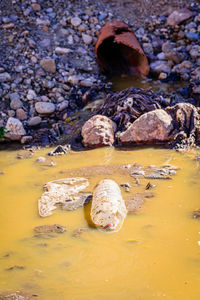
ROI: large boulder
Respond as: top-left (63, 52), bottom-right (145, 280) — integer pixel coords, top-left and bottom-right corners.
top-left (81, 115), bottom-right (116, 148)
top-left (118, 109), bottom-right (173, 145)
top-left (5, 117), bottom-right (26, 141)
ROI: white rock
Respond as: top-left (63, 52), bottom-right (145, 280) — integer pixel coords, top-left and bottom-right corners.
top-left (71, 16), bottom-right (81, 27)
top-left (55, 47), bottom-right (71, 55)
top-left (36, 156), bottom-right (46, 163)
top-left (35, 102), bottom-right (55, 115)
top-left (27, 89), bottom-right (37, 100)
top-left (5, 117), bottom-right (26, 141)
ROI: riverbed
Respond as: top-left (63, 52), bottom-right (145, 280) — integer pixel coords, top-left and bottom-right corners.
top-left (0, 147), bottom-right (200, 299)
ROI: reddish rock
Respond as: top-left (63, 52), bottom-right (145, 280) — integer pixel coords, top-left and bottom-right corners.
top-left (16, 108), bottom-right (27, 120)
top-left (167, 8), bottom-right (193, 26)
top-left (118, 109), bottom-right (173, 145)
top-left (95, 19), bottom-right (149, 76)
top-left (81, 115), bottom-right (116, 148)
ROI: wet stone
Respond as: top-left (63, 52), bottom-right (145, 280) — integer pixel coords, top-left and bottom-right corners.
top-left (5, 265), bottom-right (25, 271)
top-left (34, 224), bottom-right (66, 234)
top-left (72, 227), bottom-right (88, 238)
top-left (48, 145), bottom-right (70, 156)
top-left (192, 209), bottom-right (200, 219)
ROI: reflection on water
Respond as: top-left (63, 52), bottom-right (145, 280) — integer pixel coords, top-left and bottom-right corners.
top-left (110, 74), bottom-right (186, 93)
top-left (0, 147), bottom-right (200, 299)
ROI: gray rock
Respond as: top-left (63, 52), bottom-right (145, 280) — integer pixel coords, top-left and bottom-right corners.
top-left (71, 16), bottom-right (81, 27)
top-left (186, 32), bottom-right (199, 41)
top-left (28, 116), bottom-right (42, 126)
top-left (82, 33), bottom-right (93, 45)
top-left (5, 117), bottom-right (26, 141)
top-left (27, 89), bottom-right (37, 100)
top-left (150, 61), bottom-right (171, 75)
top-left (10, 97), bottom-right (23, 110)
top-left (35, 102), bottom-right (55, 115)
top-left (57, 101), bottom-right (69, 111)
top-left (118, 109), bottom-right (173, 144)
top-left (40, 59), bottom-right (56, 73)
top-left (9, 92), bottom-right (20, 102)
top-left (0, 72), bottom-right (11, 82)
top-left (143, 43), bottom-right (154, 55)
top-left (68, 75), bottom-right (83, 85)
top-left (36, 156), bottom-right (46, 163)
top-left (157, 52), bottom-right (165, 60)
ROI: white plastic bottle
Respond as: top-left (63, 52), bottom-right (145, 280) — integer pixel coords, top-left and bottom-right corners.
top-left (91, 179), bottom-right (127, 232)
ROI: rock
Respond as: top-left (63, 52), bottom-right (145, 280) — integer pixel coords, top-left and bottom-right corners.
top-left (0, 72), bottom-right (11, 82)
top-left (21, 136), bottom-right (33, 144)
top-left (5, 117), bottom-right (26, 141)
top-left (34, 224), bottom-right (66, 234)
top-left (36, 156), bottom-right (46, 163)
top-left (159, 72), bottom-right (167, 80)
top-left (192, 209), bottom-right (200, 219)
top-left (125, 192), bottom-right (154, 214)
top-left (35, 102), bottom-right (55, 115)
top-left (68, 75), bottom-right (83, 85)
top-left (72, 227), bottom-right (88, 238)
top-left (27, 89), bottom-right (37, 100)
top-left (62, 193), bottom-right (92, 211)
top-left (71, 16), bottom-right (81, 27)
top-left (157, 52), bottom-right (165, 60)
top-left (40, 58), bottom-right (56, 73)
top-left (9, 92), bottom-right (20, 102)
top-left (28, 116), bottom-right (42, 126)
top-left (38, 177), bottom-right (89, 217)
top-left (10, 98), bottom-right (23, 110)
top-left (48, 145), bottom-right (70, 156)
top-left (80, 78), bottom-right (95, 87)
top-left (186, 32), bottom-right (199, 41)
top-left (167, 8), bottom-right (193, 26)
top-left (16, 108), bottom-right (27, 120)
top-left (81, 115), bottom-right (117, 148)
top-left (31, 3), bottom-right (41, 11)
top-left (57, 101), bottom-right (69, 112)
top-left (55, 47), bottom-right (71, 55)
top-left (82, 33), bottom-right (93, 45)
top-left (150, 61), bottom-right (171, 75)
top-left (165, 103), bottom-right (199, 148)
top-left (0, 291), bottom-right (32, 300)
top-left (143, 42), bottom-right (154, 55)
top-left (118, 109), bottom-right (173, 144)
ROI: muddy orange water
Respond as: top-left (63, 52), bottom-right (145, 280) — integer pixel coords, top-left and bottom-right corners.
top-left (0, 147), bottom-right (200, 299)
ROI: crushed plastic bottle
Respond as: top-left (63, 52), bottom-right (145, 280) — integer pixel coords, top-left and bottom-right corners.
top-left (91, 179), bottom-right (127, 232)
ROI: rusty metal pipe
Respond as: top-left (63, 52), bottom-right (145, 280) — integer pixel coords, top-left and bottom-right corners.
top-left (95, 20), bottom-right (150, 76)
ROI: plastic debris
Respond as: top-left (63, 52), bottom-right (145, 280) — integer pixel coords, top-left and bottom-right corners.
top-left (91, 179), bottom-right (127, 232)
top-left (38, 177), bottom-right (89, 217)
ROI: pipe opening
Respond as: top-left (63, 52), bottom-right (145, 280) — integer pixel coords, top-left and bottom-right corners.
top-left (97, 37), bottom-right (144, 75)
